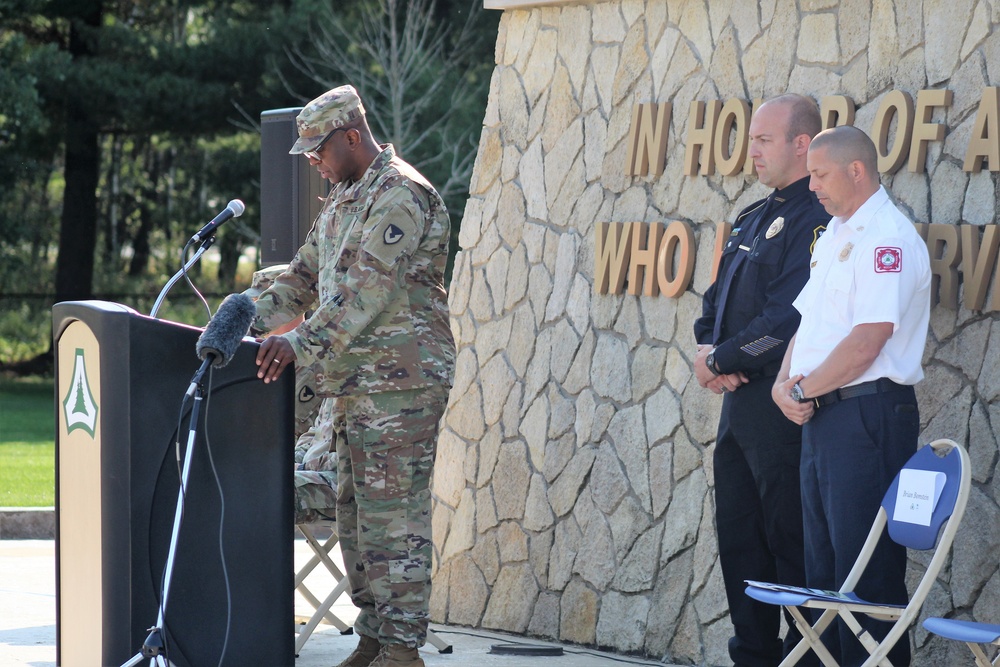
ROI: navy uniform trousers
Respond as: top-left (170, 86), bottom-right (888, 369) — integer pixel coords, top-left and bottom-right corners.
top-left (801, 386), bottom-right (918, 667)
top-left (716, 376), bottom-right (815, 666)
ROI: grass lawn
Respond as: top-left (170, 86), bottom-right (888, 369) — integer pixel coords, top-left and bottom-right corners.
top-left (0, 377), bottom-right (55, 506)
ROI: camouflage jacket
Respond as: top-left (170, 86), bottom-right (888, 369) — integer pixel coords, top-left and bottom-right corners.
top-left (249, 145), bottom-right (455, 397)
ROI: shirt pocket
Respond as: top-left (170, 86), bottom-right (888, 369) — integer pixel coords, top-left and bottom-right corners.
top-left (823, 264), bottom-right (855, 326)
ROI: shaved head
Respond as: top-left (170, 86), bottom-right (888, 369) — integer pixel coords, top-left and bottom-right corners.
top-left (809, 125), bottom-right (879, 184)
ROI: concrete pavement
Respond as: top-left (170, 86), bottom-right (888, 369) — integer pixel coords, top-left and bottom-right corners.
top-left (0, 536), bottom-right (674, 667)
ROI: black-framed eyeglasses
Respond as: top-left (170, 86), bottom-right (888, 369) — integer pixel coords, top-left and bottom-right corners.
top-left (304, 127), bottom-right (346, 161)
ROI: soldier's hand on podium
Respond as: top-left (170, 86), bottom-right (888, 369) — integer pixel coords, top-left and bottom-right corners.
top-left (257, 336), bottom-right (296, 384)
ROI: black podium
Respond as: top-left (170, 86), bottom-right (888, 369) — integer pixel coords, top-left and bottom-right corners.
top-left (53, 301), bottom-right (294, 667)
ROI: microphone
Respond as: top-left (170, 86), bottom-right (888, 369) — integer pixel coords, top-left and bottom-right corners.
top-left (190, 199), bottom-right (245, 243)
top-left (196, 293), bottom-right (256, 369)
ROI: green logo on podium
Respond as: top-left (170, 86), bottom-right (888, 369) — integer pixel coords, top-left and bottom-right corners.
top-left (63, 348), bottom-right (98, 437)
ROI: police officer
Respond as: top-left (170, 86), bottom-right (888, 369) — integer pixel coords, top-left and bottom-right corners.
top-left (773, 125), bottom-right (931, 667)
top-left (249, 85), bottom-right (455, 667)
top-left (694, 94), bottom-right (828, 667)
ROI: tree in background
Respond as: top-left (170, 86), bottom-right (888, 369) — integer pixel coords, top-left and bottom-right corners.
top-left (0, 0), bottom-right (497, 370)
top-left (283, 0), bottom-right (497, 233)
top-left (1, 0), bottom-right (312, 303)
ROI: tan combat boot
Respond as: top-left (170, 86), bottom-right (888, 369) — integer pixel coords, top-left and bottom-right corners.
top-left (333, 633), bottom-right (382, 667)
top-left (369, 643), bottom-right (425, 667)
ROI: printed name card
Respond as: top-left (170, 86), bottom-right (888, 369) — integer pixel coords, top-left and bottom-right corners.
top-left (892, 469), bottom-right (946, 526)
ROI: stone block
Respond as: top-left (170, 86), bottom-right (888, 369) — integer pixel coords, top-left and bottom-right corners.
top-left (612, 521), bottom-right (663, 593)
top-left (527, 590), bottom-right (561, 638)
top-left (644, 549), bottom-right (693, 656)
top-left (596, 590), bottom-right (650, 651)
top-left (591, 442), bottom-right (629, 515)
top-left (443, 488), bottom-right (477, 561)
top-left (494, 441), bottom-right (531, 521)
top-left (660, 468), bottom-right (707, 563)
top-left (482, 563), bottom-right (538, 633)
top-left (434, 429), bottom-right (468, 509)
top-left (951, 487), bottom-right (1000, 607)
top-left (447, 554), bottom-right (488, 626)
top-left (559, 578), bottom-right (598, 644)
top-left (524, 473), bottom-right (556, 532)
top-left (609, 405), bottom-right (651, 511)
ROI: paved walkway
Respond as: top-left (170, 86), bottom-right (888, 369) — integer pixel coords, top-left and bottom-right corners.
top-left (0, 538), bottom-right (675, 667)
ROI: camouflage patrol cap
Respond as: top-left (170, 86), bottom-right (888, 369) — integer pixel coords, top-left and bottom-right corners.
top-left (289, 85), bottom-right (366, 155)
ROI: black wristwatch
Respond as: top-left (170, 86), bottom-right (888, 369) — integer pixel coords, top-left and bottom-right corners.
top-left (706, 350), bottom-right (721, 376)
top-left (791, 381), bottom-right (808, 403)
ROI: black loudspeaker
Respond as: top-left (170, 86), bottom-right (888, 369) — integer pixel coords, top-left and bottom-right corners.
top-left (260, 107), bottom-right (328, 266)
top-left (53, 301), bottom-right (294, 667)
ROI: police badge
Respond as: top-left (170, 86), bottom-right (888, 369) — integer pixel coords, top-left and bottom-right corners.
top-left (765, 217), bottom-right (784, 239)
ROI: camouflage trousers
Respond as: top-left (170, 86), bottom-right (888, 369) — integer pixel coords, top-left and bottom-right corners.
top-left (334, 386), bottom-right (447, 648)
top-left (293, 398), bottom-right (338, 525)
top-left (294, 470), bottom-right (338, 524)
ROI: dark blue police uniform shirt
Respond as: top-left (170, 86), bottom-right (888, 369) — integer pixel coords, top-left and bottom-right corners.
top-left (694, 176), bottom-right (829, 378)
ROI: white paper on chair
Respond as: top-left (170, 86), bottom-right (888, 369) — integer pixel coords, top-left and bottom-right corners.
top-left (892, 469), bottom-right (946, 526)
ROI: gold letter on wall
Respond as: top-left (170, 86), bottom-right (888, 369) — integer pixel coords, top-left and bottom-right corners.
top-left (964, 87), bottom-right (1000, 173)
top-left (908, 89), bottom-right (953, 173)
top-left (873, 90), bottom-right (915, 174)
top-left (626, 103), bottom-right (672, 177)
top-left (961, 225), bottom-right (1000, 311)
top-left (684, 100), bottom-right (721, 176)
top-left (656, 221), bottom-right (696, 297)
top-left (820, 95), bottom-right (856, 130)
top-left (926, 224), bottom-right (962, 309)
top-left (595, 222), bottom-right (634, 295)
top-left (628, 222), bottom-right (664, 296)
top-left (714, 99), bottom-right (752, 177)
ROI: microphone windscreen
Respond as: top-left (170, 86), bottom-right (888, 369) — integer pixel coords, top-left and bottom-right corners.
top-left (228, 199), bottom-right (246, 218)
top-left (196, 293), bottom-right (256, 368)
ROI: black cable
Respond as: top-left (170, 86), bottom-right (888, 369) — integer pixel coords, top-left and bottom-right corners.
top-left (179, 239), bottom-right (212, 323)
top-left (201, 365), bottom-right (233, 667)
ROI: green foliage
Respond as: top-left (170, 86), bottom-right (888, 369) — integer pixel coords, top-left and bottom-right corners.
top-left (0, 377), bottom-right (54, 506)
top-left (0, 442), bottom-right (54, 506)
top-left (0, 0), bottom-right (497, 368)
top-left (0, 301), bottom-right (52, 365)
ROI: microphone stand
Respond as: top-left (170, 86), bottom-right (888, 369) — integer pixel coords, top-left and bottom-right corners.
top-left (150, 236), bottom-right (217, 319)
top-left (120, 357), bottom-right (214, 667)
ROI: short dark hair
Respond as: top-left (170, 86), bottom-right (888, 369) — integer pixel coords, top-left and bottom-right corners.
top-left (765, 94), bottom-right (822, 142)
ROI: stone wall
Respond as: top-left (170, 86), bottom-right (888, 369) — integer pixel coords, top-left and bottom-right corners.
top-left (429, 1), bottom-right (1000, 665)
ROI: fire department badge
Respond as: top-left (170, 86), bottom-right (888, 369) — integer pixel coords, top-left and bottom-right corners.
top-left (838, 242), bottom-right (854, 262)
top-left (875, 246), bottom-right (902, 273)
top-left (765, 217), bottom-right (784, 239)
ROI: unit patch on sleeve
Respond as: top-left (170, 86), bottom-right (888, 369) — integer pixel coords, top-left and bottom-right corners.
top-left (874, 246), bottom-right (902, 273)
top-left (383, 223), bottom-right (404, 245)
top-left (364, 209), bottom-right (419, 267)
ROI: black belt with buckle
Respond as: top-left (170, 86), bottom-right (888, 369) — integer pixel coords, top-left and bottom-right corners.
top-left (812, 378), bottom-right (909, 409)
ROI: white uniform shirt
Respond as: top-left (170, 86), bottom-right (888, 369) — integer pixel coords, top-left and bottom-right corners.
top-left (791, 186), bottom-right (931, 387)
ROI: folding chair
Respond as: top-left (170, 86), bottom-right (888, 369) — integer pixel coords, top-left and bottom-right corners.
top-left (922, 618), bottom-right (1000, 666)
top-left (745, 438), bottom-right (971, 667)
top-left (293, 522), bottom-right (454, 655)
top-left (294, 521), bottom-right (353, 654)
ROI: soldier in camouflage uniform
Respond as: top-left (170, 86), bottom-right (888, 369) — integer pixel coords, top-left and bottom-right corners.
top-left (246, 265), bottom-right (333, 524)
top-left (248, 85), bottom-right (454, 667)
